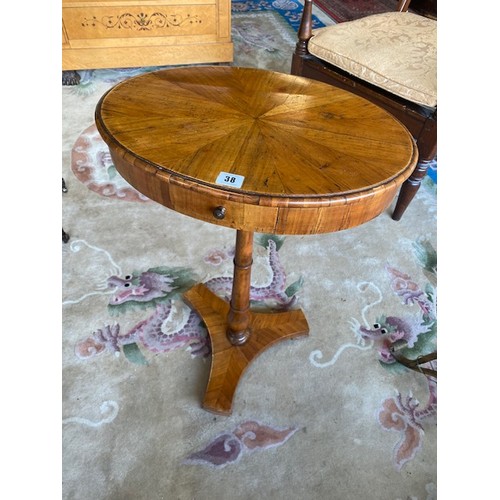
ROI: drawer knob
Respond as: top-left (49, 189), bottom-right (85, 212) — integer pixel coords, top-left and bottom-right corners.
top-left (213, 206), bottom-right (226, 220)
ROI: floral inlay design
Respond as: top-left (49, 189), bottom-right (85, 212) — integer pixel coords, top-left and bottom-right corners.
top-left (82, 12), bottom-right (202, 31)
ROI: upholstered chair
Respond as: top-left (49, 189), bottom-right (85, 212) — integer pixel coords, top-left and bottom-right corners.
top-left (291, 0), bottom-right (436, 220)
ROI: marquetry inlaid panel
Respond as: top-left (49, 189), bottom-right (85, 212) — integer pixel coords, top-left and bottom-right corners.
top-left (63, 6), bottom-right (215, 40)
top-left (62, 0), bottom-right (233, 70)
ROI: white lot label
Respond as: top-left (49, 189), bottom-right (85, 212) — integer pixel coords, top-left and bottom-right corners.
top-left (215, 172), bottom-right (245, 188)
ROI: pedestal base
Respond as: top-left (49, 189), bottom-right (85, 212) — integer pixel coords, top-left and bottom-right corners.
top-left (183, 283), bottom-right (309, 415)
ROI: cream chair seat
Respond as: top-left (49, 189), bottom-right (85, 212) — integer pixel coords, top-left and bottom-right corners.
top-left (291, 0), bottom-right (437, 221)
top-left (308, 12), bottom-right (437, 108)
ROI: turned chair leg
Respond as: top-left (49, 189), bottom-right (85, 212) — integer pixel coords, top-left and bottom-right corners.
top-left (392, 158), bottom-right (432, 221)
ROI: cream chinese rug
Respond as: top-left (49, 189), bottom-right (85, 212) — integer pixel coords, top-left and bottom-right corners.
top-left (62, 1), bottom-right (437, 498)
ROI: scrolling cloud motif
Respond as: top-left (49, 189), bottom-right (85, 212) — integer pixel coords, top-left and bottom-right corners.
top-left (184, 421), bottom-right (299, 468)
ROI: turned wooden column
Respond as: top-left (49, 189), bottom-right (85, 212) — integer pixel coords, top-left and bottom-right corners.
top-left (227, 230), bottom-right (253, 345)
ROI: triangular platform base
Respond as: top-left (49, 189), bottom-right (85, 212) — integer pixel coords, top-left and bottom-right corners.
top-left (183, 283), bottom-right (309, 415)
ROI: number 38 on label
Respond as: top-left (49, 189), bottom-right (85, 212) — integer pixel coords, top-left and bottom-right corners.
top-left (215, 171), bottom-right (245, 188)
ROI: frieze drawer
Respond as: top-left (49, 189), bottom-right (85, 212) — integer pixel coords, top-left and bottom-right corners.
top-left (62, 0), bottom-right (233, 70)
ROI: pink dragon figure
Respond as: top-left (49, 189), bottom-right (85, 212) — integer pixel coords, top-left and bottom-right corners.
top-left (76, 238), bottom-right (299, 362)
top-left (107, 271), bottom-right (177, 305)
top-left (356, 265), bottom-right (436, 364)
top-left (77, 301), bottom-right (209, 358)
top-left (75, 267), bottom-right (210, 360)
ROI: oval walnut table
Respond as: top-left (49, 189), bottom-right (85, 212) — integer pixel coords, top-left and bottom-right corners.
top-left (95, 66), bottom-right (417, 415)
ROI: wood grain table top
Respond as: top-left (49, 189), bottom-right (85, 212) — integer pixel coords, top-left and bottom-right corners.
top-left (96, 66), bottom-right (417, 234)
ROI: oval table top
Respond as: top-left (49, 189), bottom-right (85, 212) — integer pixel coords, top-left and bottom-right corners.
top-left (95, 66), bottom-right (417, 234)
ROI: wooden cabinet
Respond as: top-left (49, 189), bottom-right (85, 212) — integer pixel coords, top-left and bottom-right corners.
top-left (62, 0), bottom-right (233, 70)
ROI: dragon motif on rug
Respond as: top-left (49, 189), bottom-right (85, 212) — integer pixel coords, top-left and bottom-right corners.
top-left (75, 237), bottom-right (303, 363)
top-left (351, 239), bottom-right (437, 471)
top-left (310, 238), bottom-right (437, 471)
top-left (355, 264), bottom-right (436, 365)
